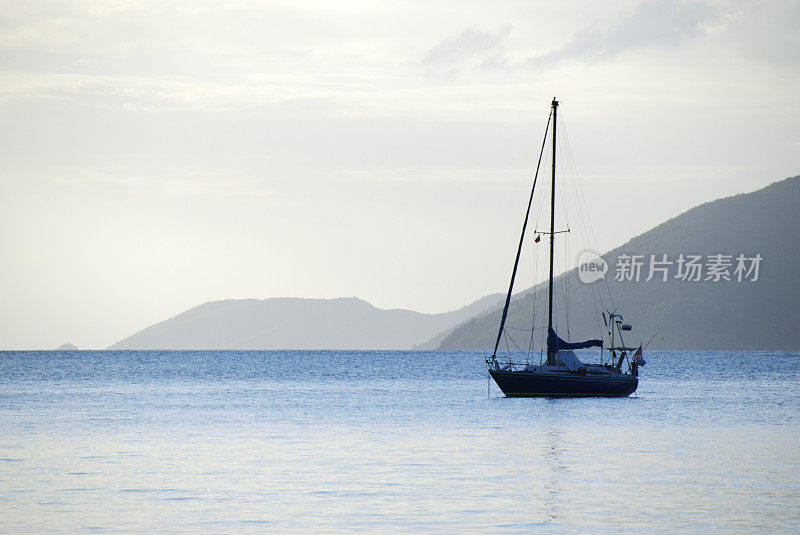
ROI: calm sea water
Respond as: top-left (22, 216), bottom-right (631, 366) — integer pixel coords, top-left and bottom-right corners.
top-left (1, 350), bottom-right (798, 533)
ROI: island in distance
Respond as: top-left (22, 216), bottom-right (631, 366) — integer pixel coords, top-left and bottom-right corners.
top-left (110, 175), bottom-right (800, 352)
top-left (439, 175), bottom-right (800, 351)
top-left (108, 294), bottom-right (504, 350)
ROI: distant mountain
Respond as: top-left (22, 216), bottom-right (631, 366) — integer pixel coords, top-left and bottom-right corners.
top-left (438, 175), bottom-right (800, 351)
top-left (55, 343), bottom-right (79, 350)
top-left (109, 294), bottom-right (504, 350)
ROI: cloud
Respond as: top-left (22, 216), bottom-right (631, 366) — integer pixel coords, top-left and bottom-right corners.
top-left (420, 25), bottom-right (511, 80)
top-left (529, 0), bottom-right (718, 68)
top-left (419, 2), bottom-right (719, 78)
top-left (729, 0), bottom-right (800, 73)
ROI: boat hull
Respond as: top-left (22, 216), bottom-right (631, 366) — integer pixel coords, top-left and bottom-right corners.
top-left (489, 369), bottom-right (638, 397)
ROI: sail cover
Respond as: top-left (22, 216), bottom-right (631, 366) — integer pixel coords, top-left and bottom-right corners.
top-left (547, 327), bottom-right (603, 353)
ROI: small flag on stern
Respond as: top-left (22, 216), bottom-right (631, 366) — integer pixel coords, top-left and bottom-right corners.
top-left (632, 344), bottom-right (643, 363)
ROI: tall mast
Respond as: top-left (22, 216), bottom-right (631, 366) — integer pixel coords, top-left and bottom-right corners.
top-left (547, 98), bottom-right (558, 364)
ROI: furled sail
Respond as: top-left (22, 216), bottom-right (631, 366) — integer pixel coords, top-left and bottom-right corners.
top-left (547, 327), bottom-right (603, 353)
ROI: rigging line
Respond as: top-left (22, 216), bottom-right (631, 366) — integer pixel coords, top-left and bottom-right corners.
top-left (556, 132), bottom-right (572, 317)
top-left (643, 326), bottom-right (663, 351)
top-left (557, 126), bottom-right (571, 234)
top-left (533, 176), bottom-right (549, 352)
top-left (565, 228), bottom-right (570, 338)
top-left (573, 196), bottom-right (614, 315)
top-left (530, 236), bottom-right (539, 338)
top-left (560, 112), bottom-right (616, 312)
top-left (505, 325), bottom-right (542, 332)
top-left (532, 136), bottom-right (551, 237)
top-left (560, 115), bottom-right (594, 262)
top-left (506, 329), bottom-right (526, 354)
top-left (559, 117), bottom-right (582, 222)
top-left (502, 328), bottom-right (526, 360)
top-left (527, 325), bottom-right (536, 356)
top-left (562, 115), bottom-right (616, 311)
top-left (533, 287), bottom-right (543, 351)
top-left (558, 117), bottom-right (584, 341)
top-left (527, 229), bottom-right (541, 355)
top-left (554, 243), bottom-right (569, 338)
top-left (560, 117), bottom-right (604, 337)
top-left (561, 118), bottom-right (596, 302)
top-left (561, 117), bottom-right (591, 258)
top-left (561, 113), bottom-right (595, 248)
top-left (525, 299), bottom-right (535, 355)
top-left (503, 331), bottom-right (513, 360)
top-left (589, 276), bottom-right (605, 342)
top-left (492, 110), bottom-right (552, 357)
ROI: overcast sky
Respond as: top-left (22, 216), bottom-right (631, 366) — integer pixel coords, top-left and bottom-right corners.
top-left (1, 0), bottom-right (798, 349)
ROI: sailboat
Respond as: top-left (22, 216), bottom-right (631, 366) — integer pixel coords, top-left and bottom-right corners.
top-left (487, 98), bottom-right (645, 397)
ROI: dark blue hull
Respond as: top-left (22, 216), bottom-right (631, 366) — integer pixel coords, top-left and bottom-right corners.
top-left (489, 369), bottom-right (638, 397)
